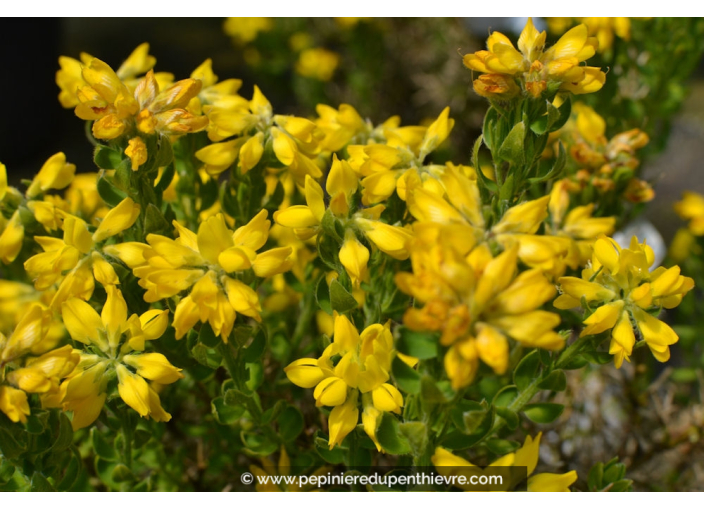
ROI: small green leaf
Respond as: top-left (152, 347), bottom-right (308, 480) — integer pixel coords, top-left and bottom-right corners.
top-left (495, 407), bottom-right (519, 430)
top-left (314, 434), bottom-right (346, 464)
top-left (277, 406), bottom-right (304, 442)
top-left (523, 403), bottom-right (564, 423)
top-left (51, 413), bottom-right (74, 452)
top-left (260, 400), bottom-right (286, 424)
top-left (211, 397), bottom-right (244, 425)
top-left (91, 428), bottom-right (117, 461)
top-left (485, 439), bottom-right (520, 456)
top-left (321, 209), bottom-right (343, 242)
top-left (561, 354), bottom-right (589, 370)
top-left (30, 472), bottom-right (55, 492)
top-left (154, 137), bottom-right (174, 168)
top-left (392, 356), bottom-right (420, 394)
top-left (396, 327), bottom-right (437, 360)
top-left (112, 464), bottom-right (136, 484)
top-left (538, 370), bottom-right (567, 392)
top-left (315, 274), bottom-right (333, 315)
top-left (498, 121), bottom-right (526, 165)
top-left (375, 413), bottom-right (411, 455)
top-left (154, 163), bottom-right (175, 197)
top-left (144, 204), bottom-right (170, 236)
top-left (94, 145), bottom-right (123, 170)
top-left (243, 328), bottom-right (267, 363)
top-left (492, 385), bottom-right (518, 408)
top-left (97, 171), bottom-right (128, 207)
top-left (513, 350), bottom-right (540, 391)
top-left (399, 421), bottom-right (427, 457)
top-left (329, 279), bottom-right (358, 313)
top-left (420, 376), bottom-right (447, 403)
top-left (588, 462), bottom-right (604, 491)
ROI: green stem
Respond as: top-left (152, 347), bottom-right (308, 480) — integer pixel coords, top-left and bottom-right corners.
top-left (287, 290), bottom-right (317, 362)
top-left (481, 335), bottom-right (595, 442)
top-left (218, 341), bottom-right (242, 388)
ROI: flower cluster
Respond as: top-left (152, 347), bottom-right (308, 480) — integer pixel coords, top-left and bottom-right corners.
top-left (285, 315), bottom-right (408, 450)
top-left (463, 18), bottom-right (606, 99)
top-left (556, 235), bottom-right (694, 367)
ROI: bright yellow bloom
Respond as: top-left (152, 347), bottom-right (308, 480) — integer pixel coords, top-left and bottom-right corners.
top-left (397, 238), bottom-right (564, 389)
top-left (433, 433), bottom-right (577, 492)
top-left (406, 171), bottom-right (569, 274)
top-left (315, 104), bottom-right (367, 152)
top-left (111, 211), bottom-right (291, 341)
top-left (548, 178), bottom-right (616, 269)
top-left (188, 58), bottom-right (243, 114)
top-left (555, 236), bottom-right (694, 367)
top-left (73, 54), bottom-right (207, 140)
top-left (295, 48), bottom-right (340, 82)
top-left (674, 191), bottom-right (704, 236)
top-left (125, 136), bottom-right (148, 171)
top-left (0, 210), bottom-right (24, 264)
top-left (26, 152), bottom-right (76, 198)
top-left (463, 18), bottom-right (605, 98)
top-left (24, 198), bottom-right (140, 308)
top-left (223, 17), bottom-right (273, 44)
top-left (0, 304), bottom-right (79, 424)
top-left (285, 316), bottom-right (405, 450)
top-left (58, 286), bottom-right (175, 429)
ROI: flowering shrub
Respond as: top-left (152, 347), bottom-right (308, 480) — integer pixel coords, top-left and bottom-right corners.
top-left (0, 17), bottom-right (701, 492)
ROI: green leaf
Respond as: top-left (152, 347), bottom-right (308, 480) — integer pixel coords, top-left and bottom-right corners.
top-left (588, 462), bottom-right (604, 491)
top-left (191, 343), bottom-right (210, 366)
top-left (495, 407), bottom-right (519, 430)
top-left (241, 429), bottom-right (279, 457)
top-left (392, 356), bottom-right (420, 394)
top-left (528, 140), bottom-right (566, 184)
top-left (463, 405), bottom-right (494, 436)
top-left (498, 122), bottom-right (525, 165)
top-left (211, 397), bottom-right (244, 425)
top-left (420, 376), bottom-right (447, 404)
top-left (0, 458), bottom-right (15, 484)
top-left (329, 279), bottom-right (358, 314)
top-left (97, 171), bottom-right (128, 207)
top-left (321, 209), bottom-right (343, 242)
top-left (314, 434), bottom-right (346, 464)
top-left (144, 204), bottom-right (170, 236)
top-left (552, 95), bottom-right (572, 132)
top-left (492, 385), bottom-right (518, 408)
top-left (399, 421), bottom-right (427, 457)
top-left (538, 370), bottom-right (567, 392)
top-left (523, 403), bottom-right (564, 423)
top-left (513, 350), bottom-right (540, 391)
top-left (51, 413), bottom-right (74, 452)
top-left (154, 137), bottom-right (174, 168)
top-left (560, 354), bottom-right (589, 370)
top-left (260, 400), bottom-right (286, 424)
top-left (243, 328), bottom-right (267, 363)
top-left (375, 413), bottom-right (411, 455)
top-left (315, 274), bottom-right (333, 315)
top-left (482, 107), bottom-right (499, 151)
top-left (224, 388), bottom-right (262, 416)
top-left (112, 464), bottom-right (136, 484)
top-left (30, 472), bottom-right (55, 492)
top-left (94, 145), bottom-right (123, 170)
top-left (91, 428), bottom-right (117, 461)
top-left (485, 439), bottom-right (520, 456)
top-left (277, 406), bottom-right (304, 442)
top-left (197, 323), bottom-right (220, 348)
top-left (396, 327), bottom-right (437, 360)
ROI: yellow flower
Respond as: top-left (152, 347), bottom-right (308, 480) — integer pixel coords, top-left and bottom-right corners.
top-left (112, 211), bottom-right (290, 341)
top-left (295, 48), bottom-right (340, 82)
top-left (0, 210), bottom-right (24, 264)
top-left (24, 198), bottom-right (140, 308)
top-left (0, 304), bottom-right (79, 424)
top-left (59, 286), bottom-right (175, 428)
top-left (433, 433), bottom-right (577, 492)
top-left (125, 136), bottom-right (148, 171)
top-left (26, 152), bottom-right (76, 198)
top-left (223, 17), bottom-right (273, 44)
top-left (556, 236), bottom-right (694, 367)
top-left (285, 316), bottom-right (404, 450)
top-left (674, 191), bottom-right (704, 236)
top-left (397, 238), bottom-right (563, 389)
top-left (315, 104), bottom-right (367, 152)
top-left (463, 17), bottom-right (604, 98)
top-left (73, 55), bottom-right (207, 140)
